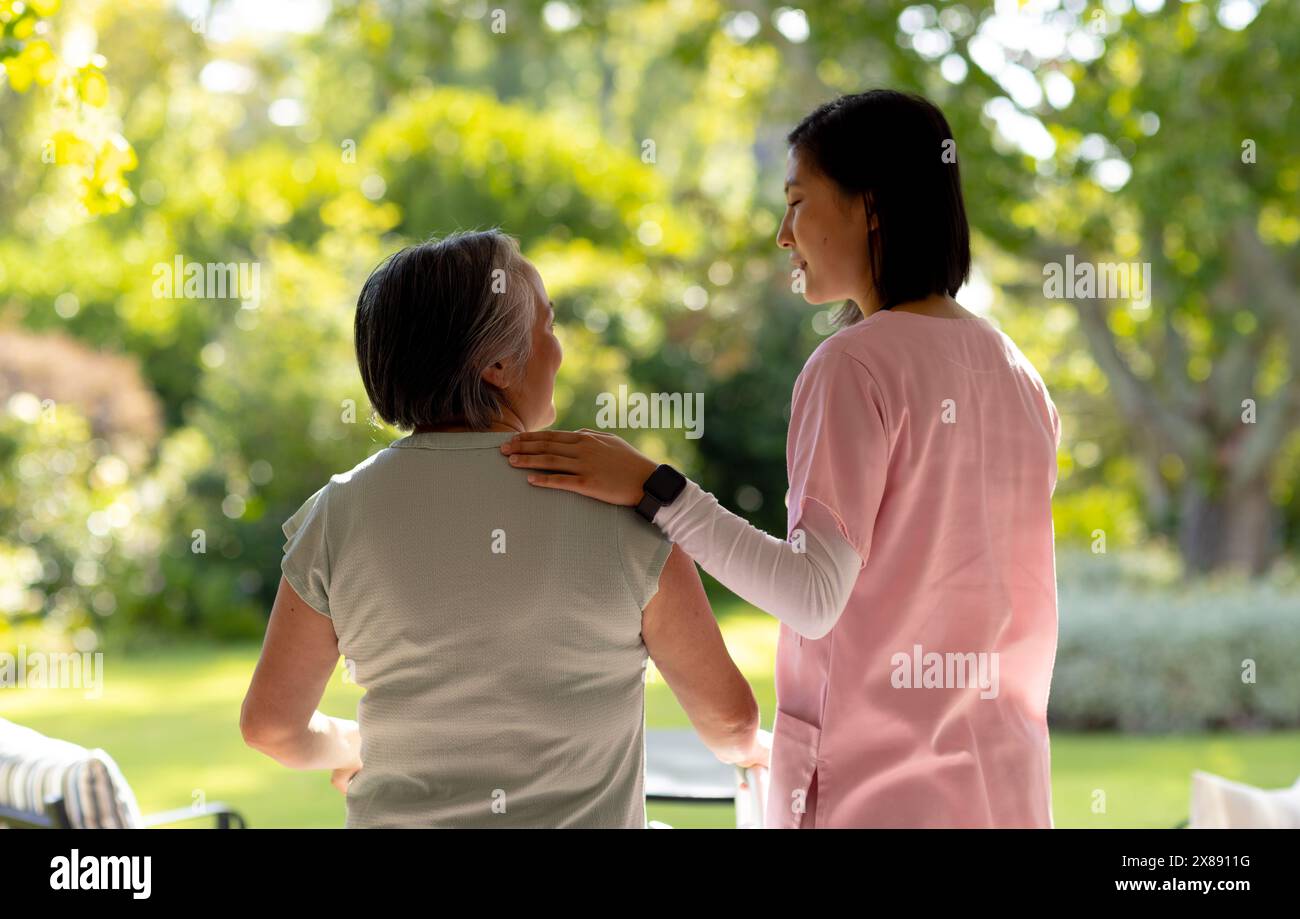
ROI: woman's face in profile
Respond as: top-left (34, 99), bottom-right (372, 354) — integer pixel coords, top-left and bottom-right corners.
top-left (510, 259), bottom-right (563, 431)
top-left (776, 146), bottom-right (871, 306)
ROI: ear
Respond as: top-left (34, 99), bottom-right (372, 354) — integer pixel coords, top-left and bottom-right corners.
top-left (481, 359), bottom-right (514, 390)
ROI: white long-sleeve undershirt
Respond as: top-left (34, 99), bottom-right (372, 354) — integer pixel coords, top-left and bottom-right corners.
top-left (651, 478), bottom-right (862, 640)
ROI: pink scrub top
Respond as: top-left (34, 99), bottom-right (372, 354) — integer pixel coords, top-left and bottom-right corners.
top-left (767, 310), bottom-right (1062, 829)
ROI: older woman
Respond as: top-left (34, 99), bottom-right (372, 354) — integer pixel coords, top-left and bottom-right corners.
top-left (240, 229), bottom-right (768, 828)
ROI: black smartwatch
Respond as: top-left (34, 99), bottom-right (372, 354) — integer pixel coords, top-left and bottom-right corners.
top-left (635, 464), bottom-right (687, 522)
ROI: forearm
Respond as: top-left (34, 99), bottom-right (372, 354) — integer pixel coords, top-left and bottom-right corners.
top-left (696, 693), bottom-right (762, 766)
top-left (251, 711), bottom-right (361, 771)
top-left (652, 479), bottom-right (861, 639)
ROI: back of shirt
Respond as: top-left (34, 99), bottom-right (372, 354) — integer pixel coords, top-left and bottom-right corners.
top-left (280, 431), bottom-right (671, 828)
top-left (775, 309), bottom-right (1061, 828)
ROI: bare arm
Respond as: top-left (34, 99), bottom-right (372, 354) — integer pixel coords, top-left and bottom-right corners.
top-left (641, 545), bottom-right (768, 767)
top-left (240, 576), bottom-right (361, 775)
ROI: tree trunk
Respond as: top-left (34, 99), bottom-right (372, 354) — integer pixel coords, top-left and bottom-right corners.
top-left (1177, 476), bottom-right (1282, 575)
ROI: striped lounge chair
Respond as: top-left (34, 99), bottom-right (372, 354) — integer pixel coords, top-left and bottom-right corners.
top-left (0, 718), bottom-right (245, 829)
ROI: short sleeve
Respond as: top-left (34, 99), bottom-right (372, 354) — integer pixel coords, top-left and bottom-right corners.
top-left (617, 507), bottom-right (673, 609)
top-left (785, 345), bottom-right (889, 569)
top-left (281, 483), bottom-right (333, 618)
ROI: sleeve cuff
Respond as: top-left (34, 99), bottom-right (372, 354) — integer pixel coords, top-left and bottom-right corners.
top-left (651, 477), bottom-right (703, 531)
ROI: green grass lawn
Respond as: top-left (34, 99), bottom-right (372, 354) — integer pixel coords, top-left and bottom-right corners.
top-left (5, 602), bottom-right (1298, 828)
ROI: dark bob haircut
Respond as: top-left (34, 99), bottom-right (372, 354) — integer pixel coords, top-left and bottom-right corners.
top-left (354, 229), bottom-right (534, 431)
top-left (786, 89), bottom-right (971, 327)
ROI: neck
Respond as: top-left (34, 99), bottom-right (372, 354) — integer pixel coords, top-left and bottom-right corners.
top-left (854, 289), bottom-right (884, 319)
top-left (414, 407), bottom-right (528, 434)
top-left (856, 290), bottom-right (960, 319)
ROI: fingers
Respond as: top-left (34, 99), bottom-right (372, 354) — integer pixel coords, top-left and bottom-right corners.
top-left (506, 453), bottom-right (580, 472)
top-left (503, 439), bottom-right (580, 458)
top-left (502, 430), bottom-right (582, 446)
top-left (525, 472), bottom-right (590, 494)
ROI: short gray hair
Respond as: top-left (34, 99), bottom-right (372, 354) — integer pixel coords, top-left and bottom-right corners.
top-left (355, 229), bottom-right (536, 431)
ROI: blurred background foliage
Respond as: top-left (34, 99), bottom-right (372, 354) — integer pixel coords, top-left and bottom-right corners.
top-left (0, 0), bottom-right (1297, 676)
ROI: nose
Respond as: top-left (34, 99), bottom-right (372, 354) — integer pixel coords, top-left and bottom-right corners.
top-left (776, 210), bottom-right (794, 250)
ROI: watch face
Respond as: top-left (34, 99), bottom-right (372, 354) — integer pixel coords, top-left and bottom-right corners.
top-left (646, 464), bottom-right (686, 502)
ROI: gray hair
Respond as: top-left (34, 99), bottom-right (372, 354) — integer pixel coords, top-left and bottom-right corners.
top-left (354, 228), bottom-right (537, 431)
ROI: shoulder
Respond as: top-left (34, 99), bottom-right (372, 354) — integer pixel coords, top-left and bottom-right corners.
top-left (788, 327), bottom-right (892, 438)
top-left (800, 311), bottom-right (904, 375)
top-left (285, 448), bottom-right (390, 533)
top-left (993, 326), bottom-right (1053, 397)
top-left (795, 323), bottom-right (887, 395)
top-left (316, 447), bottom-right (395, 500)
top-left (616, 504), bottom-right (670, 553)
top-left (610, 505), bottom-right (672, 610)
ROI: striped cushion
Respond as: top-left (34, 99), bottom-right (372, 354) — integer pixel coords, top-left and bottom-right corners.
top-left (0, 718), bottom-right (142, 828)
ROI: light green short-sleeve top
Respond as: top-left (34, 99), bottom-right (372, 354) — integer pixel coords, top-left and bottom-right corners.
top-left (280, 431), bottom-right (671, 828)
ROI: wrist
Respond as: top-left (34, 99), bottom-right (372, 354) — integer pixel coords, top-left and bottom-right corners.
top-left (336, 718), bottom-right (362, 763)
top-left (632, 457), bottom-right (657, 503)
top-left (635, 463), bottom-right (687, 522)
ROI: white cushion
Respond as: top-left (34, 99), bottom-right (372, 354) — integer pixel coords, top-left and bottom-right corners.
top-left (1189, 769), bottom-right (1300, 829)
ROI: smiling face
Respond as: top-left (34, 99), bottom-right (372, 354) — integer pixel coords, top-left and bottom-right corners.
top-left (486, 258), bottom-right (562, 431)
top-left (776, 146), bottom-right (874, 307)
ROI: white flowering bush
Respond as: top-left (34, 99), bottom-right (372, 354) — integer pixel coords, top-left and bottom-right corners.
top-left (1051, 549), bottom-right (1300, 731)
